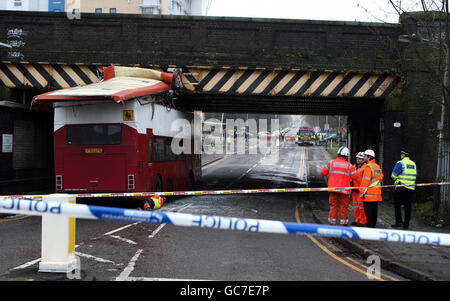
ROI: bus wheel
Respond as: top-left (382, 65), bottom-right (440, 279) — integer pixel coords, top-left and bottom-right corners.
top-left (154, 176), bottom-right (163, 192)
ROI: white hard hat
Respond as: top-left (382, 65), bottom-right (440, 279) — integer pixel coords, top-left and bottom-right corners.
top-left (337, 146), bottom-right (350, 157)
top-left (364, 149), bottom-right (375, 157)
top-left (356, 152), bottom-right (365, 159)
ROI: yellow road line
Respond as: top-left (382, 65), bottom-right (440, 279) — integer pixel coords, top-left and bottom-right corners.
top-left (0, 215), bottom-right (30, 223)
top-left (295, 202), bottom-right (385, 281)
top-left (343, 255), bottom-right (400, 281)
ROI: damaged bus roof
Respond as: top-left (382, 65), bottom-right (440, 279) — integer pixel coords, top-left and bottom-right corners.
top-left (31, 66), bottom-right (183, 110)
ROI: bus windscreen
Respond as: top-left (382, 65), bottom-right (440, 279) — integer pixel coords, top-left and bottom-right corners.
top-left (298, 130), bottom-right (314, 137)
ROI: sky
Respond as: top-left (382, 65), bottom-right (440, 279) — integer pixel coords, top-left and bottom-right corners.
top-left (206, 0), bottom-right (423, 24)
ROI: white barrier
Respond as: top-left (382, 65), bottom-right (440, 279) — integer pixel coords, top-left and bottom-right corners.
top-left (39, 194), bottom-right (77, 274)
top-left (1, 196), bottom-right (449, 247)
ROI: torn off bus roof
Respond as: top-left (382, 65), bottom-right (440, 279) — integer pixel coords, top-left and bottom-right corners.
top-left (31, 66), bottom-right (184, 111)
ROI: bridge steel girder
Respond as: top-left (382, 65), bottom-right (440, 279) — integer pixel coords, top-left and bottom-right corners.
top-left (0, 61), bottom-right (400, 114)
top-left (0, 61), bottom-right (103, 90)
top-left (178, 66), bottom-right (400, 114)
top-left (182, 67), bottom-right (400, 99)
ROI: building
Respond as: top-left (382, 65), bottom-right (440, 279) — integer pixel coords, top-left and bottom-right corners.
top-left (0, 0), bottom-right (48, 11)
top-left (76, 0), bottom-right (142, 14)
top-left (85, 0), bottom-right (208, 15)
top-left (159, 0), bottom-right (209, 15)
top-left (0, 0), bottom-right (209, 15)
top-left (49, 0), bottom-right (65, 12)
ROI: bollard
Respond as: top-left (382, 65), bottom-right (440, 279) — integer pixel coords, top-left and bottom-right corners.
top-left (38, 194), bottom-right (77, 274)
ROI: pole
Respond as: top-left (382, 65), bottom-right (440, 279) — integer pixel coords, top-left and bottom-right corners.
top-left (436, 0), bottom-right (449, 202)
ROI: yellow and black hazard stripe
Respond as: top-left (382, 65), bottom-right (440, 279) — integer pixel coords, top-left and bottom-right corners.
top-left (0, 62), bottom-right (103, 89)
top-left (182, 67), bottom-right (400, 98)
top-left (0, 62), bottom-right (400, 98)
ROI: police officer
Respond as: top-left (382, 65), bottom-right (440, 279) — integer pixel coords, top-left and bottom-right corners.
top-left (391, 148), bottom-right (417, 229)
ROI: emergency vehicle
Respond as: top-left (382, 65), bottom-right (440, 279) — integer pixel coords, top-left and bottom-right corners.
top-left (32, 66), bottom-right (201, 196)
top-left (296, 127), bottom-right (315, 146)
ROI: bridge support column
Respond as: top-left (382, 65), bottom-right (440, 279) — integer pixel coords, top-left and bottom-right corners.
top-left (348, 113), bottom-right (381, 162)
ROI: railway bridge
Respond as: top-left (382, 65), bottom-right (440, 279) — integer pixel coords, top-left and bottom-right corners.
top-left (0, 11), bottom-right (442, 197)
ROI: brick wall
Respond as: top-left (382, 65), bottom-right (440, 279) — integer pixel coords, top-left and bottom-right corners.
top-left (0, 11), bottom-right (401, 71)
top-left (0, 105), bottom-right (53, 194)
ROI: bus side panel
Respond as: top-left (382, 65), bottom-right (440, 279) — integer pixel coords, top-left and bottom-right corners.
top-left (54, 126), bottom-right (65, 192)
top-left (135, 131), bottom-right (152, 192)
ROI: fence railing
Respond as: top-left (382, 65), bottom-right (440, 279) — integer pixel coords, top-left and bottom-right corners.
top-left (439, 139), bottom-right (450, 208)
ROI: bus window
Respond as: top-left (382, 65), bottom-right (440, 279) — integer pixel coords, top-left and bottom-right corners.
top-left (67, 124), bottom-right (122, 145)
top-left (170, 137), bottom-right (186, 161)
top-left (147, 138), bottom-right (152, 162)
top-left (165, 138), bottom-right (177, 161)
top-left (154, 137), bottom-right (165, 162)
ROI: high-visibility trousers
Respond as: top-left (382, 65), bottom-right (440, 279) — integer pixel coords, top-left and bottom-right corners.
top-left (352, 192), bottom-right (367, 225)
top-left (328, 192), bottom-right (350, 225)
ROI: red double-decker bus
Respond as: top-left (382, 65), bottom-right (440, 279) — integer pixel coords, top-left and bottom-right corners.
top-left (32, 66), bottom-right (201, 197)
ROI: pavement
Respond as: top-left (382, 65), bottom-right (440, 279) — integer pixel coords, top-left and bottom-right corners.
top-left (309, 190), bottom-right (450, 281)
top-left (202, 153), bottom-right (226, 166)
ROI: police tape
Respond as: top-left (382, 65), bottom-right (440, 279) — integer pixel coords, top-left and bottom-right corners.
top-left (1, 182), bottom-right (450, 200)
top-left (0, 197), bottom-right (449, 247)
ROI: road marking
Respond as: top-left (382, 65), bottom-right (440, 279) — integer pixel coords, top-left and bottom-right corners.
top-left (168, 202), bottom-right (193, 213)
top-left (296, 202), bottom-right (391, 281)
top-left (148, 203), bottom-right (193, 238)
top-left (115, 249), bottom-right (143, 281)
top-left (298, 146), bottom-right (307, 181)
top-left (202, 156), bottom-right (228, 169)
top-left (148, 224), bottom-right (166, 238)
top-left (103, 222), bottom-right (140, 236)
top-left (109, 235), bottom-right (137, 245)
top-left (0, 215), bottom-right (30, 223)
top-left (295, 202), bottom-right (377, 280)
top-left (226, 164), bottom-right (256, 189)
top-left (8, 204), bottom-right (186, 275)
top-left (343, 255), bottom-right (399, 281)
top-left (10, 258), bottom-right (40, 270)
top-left (75, 252), bottom-right (118, 265)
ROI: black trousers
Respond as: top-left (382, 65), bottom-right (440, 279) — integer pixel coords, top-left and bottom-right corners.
top-left (363, 202), bottom-right (379, 228)
top-left (394, 187), bottom-right (414, 227)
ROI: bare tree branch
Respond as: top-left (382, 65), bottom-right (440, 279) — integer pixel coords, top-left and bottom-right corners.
top-left (389, 0), bottom-right (402, 15)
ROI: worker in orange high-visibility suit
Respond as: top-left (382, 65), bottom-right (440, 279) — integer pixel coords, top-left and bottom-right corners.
top-left (350, 152), bottom-right (367, 226)
top-left (359, 149), bottom-right (384, 228)
top-left (321, 147), bottom-right (358, 226)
